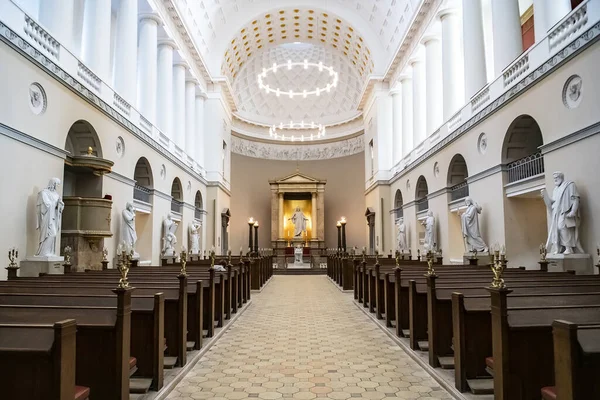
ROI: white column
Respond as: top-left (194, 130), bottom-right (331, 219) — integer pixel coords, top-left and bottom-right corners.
top-left (391, 89), bottom-right (403, 164)
top-left (137, 13), bottom-right (161, 123)
top-left (533, 0), bottom-right (547, 42)
top-left (400, 75), bottom-right (413, 157)
top-left (81, 0), bottom-right (112, 81)
top-left (423, 36), bottom-right (443, 135)
top-left (185, 78), bottom-right (197, 160)
top-left (491, 0), bottom-right (522, 75)
top-left (411, 57), bottom-right (426, 147)
top-left (156, 39), bottom-right (176, 136)
top-left (112, 0), bottom-right (137, 103)
top-left (439, 8), bottom-right (465, 120)
top-left (39, 0), bottom-right (74, 50)
top-left (173, 61), bottom-right (187, 149)
top-left (534, 0), bottom-right (571, 42)
top-left (311, 193), bottom-right (317, 240)
top-left (462, 0), bottom-right (487, 98)
top-left (195, 94), bottom-right (206, 168)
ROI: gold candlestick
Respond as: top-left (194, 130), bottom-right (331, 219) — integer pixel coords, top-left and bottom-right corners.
top-left (180, 247), bottom-right (188, 276)
top-left (117, 250), bottom-right (131, 289)
top-left (7, 247), bottom-right (18, 269)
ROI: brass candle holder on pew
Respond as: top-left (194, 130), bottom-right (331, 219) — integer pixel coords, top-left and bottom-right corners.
top-left (101, 247), bottom-right (109, 270)
top-left (425, 252), bottom-right (435, 277)
top-left (468, 249), bottom-right (478, 266)
top-left (63, 246), bottom-right (72, 274)
top-left (539, 243), bottom-right (549, 272)
top-left (490, 248), bottom-right (506, 289)
top-left (395, 250), bottom-right (400, 267)
top-left (6, 247), bottom-right (19, 279)
top-left (374, 248), bottom-right (379, 264)
top-left (180, 247), bottom-right (188, 276)
top-left (117, 249), bottom-right (132, 289)
top-left (361, 247), bottom-right (366, 263)
top-left (417, 249), bottom-right (421, 261)
top-left (209, 248), bottom-right (216, 269)
top-left (594, 246), bottom-right (600, 273)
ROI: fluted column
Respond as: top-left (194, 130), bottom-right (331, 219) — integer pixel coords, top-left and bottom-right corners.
top-left (423, 36), bottom-right (443, 135)
top-left (462, 0), bottom-right (487, 98)
top-left (185, 78), bottom-right (197, 160)
top-left (173, 61), bottom-right (188, 149)
top-left (39, 0), bottom-right (74, 50)
top-left (439, 8), bottom-right (464, 120)
top-left (534, 0), bottom-right (571, 41)
top-left (311, 193), bottom-right (317, 240)
top-left (400, 75), bottom-right (413, 156)
top-left (81, 0), bottom-right (112, 81)
top-left (411, 57), bottom-right (426, 146)
top-left (156, 39), bottom-right (176, 136)
top-left (278, 193), bottom-right (284, 240)
top-left (113, 0), bottom-right (138, 103)
top-left (391, 88), bottom-right (403, 164)
top-left (137, 13), bottom-right (161, 123)
top-left (195, 94), bottom-right (206, 167)
top-left (491, 0), bottom-right (522, 75)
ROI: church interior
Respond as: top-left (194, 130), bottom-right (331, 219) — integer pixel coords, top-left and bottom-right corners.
top-left (1, 0), bottom-right (599, 399)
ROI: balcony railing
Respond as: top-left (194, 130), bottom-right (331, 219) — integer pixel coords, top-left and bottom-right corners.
top-left (394, 207), bottom-right (404, 219)
top-left (450, 181), bottom-right (469, 201)
top-left (507, 152), bottom-right (545, 183)
top-left (171, 199), bottom-right (183, 213)
top-left (416, 198), bottom-right (429, 213)
top-left (133, 185), bottom-right (151, 203)
top-left (194, 207), bottom-right (202, 220)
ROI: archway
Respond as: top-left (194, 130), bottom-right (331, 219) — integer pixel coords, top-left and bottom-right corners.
top-left (63, 120), bottom-right (104, 197)
top-left (447, 154), bottom-right (469, 261)
top-left (415, 176), bottom-right (429, 252)
top-left (170, 178), bottom-right (183, 214)
top-left (394, 190), bottom-right (404, 220)
top-left (501, 115), bottom-right (547, 268)
top-left (448, 154), bottom-right (469, 201)
top-left (194, 191), bottom-right (203, 220)
top-left (133, 157), bottom-right (154, 261)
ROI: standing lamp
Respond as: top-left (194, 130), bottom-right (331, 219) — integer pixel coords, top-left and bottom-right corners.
top-left (248, 217), bottom-right (254, 252)
top-left (254, 221), bottom-right (259, 254)
top-left (340, 216), bottom-right (347, 254)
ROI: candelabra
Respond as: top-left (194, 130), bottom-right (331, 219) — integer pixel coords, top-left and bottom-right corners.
top-left (6, 247), bottom-right (19, 279)
top-left (426, 254), bottom-right (435, 276)
top-left (101, 246), bottom-right (109, 270)
top-left (117, 249), bottom-right (131, 289)
top-left (180, 247), bottom-right (188, 276)
top-left (417, 249), bottom-right (421, 261)
top-left (63, 246), bottom-right (72, 273)
top-left (539, 243), bottom-right (549, 272)
top-left (490, 247), bottom-right (506, 289)
top-left (374, 248), bottom-right (379, 264)
top-left (361, 247), bottom-right (366, 263)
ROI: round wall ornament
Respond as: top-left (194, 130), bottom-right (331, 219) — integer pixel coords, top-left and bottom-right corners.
top-left (433, 162), bottom-right (440, 177)
top-left (160, 164), bottom-right (166, 180)
top-left (562, 75), bottom-right (582, 109)
top-left (477, 133), bottom-right (488, 155)
top-left (28, 82), bottom-right (47, 115)
top-left (257, 60), bottom-right (339, 98)
top-left (115, 136), bottom-right (125, 158)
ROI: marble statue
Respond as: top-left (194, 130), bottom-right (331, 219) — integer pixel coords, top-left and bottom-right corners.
top-left (396, 218), bottom-right (407, 252)
top-left (461, 197), bottom-right (488, 252)
top-left (35, 178), bottom-right (64, 257)
top-left (289, 206), bottom-right (308, 237)
top-left (162, 214), bottom-right (179, 256)
top-left (421, 211), bottom-right (436, 252)
top-left (189, 221), bottom-right (201, 255)
top-left (121, 202), bottom-right (138, 257)
top-left (542, 172), bottom-right (583, 254)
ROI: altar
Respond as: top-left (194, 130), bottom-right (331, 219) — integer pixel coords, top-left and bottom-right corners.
top-left (269, 172), bottom-right (326, 268)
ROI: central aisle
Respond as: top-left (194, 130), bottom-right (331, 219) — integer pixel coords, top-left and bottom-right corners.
top-left (168, 276), bottom-right (452, 400)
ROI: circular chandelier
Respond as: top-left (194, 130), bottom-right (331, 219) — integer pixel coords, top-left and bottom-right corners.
top-left (257, 60), bottom-right (339, 98)
top-left (269, 121), bottom-right (326, 141)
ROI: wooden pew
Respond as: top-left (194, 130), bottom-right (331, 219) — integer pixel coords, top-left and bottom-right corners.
top-left (0, 319), bottom-right (89, 400)
top-left (0, 292), bottom-right (165, 391)
top-left (0, 287), bottom-right (133, 400)
top-left (548, 320), bottom-right (600, 400)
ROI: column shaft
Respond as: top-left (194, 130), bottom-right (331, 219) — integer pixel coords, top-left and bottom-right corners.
top-left (392, 90), bottom-right (402, 164)
top-left (311, 193), bottom-right (317, 240)
top-left (400, 77), bottom-right (413, 156)
top-left (440, 9), bottom-right (464, 119)
top-left (424, 38), bottom-right (443, 134)
top-left (156, 40), bottom-right (175, 136)
top-left (462, 0), bottom-right (487, 98)
top-left (185, 80), bottom-right (197, 160)
top-left (173, 62), bottom-right (187, 148)
top-left (39, 0), bottom-right (74, 50)
top-left (113, 0), bottom-right (138, 103)
top-left (544, 0), bottom-right (571, 33)
top-left (195, 95), bottom-right (206, 167)
top-left (278, 193), bottom-right (284, 240)
top-left (81, 0), bottom-right (112, 81)
top-left (491, 0), bottom-right (522, 75)
top-left (411, 60), bottom-right (426, 146)
top-left (137, 14), bottom-right (160, 122)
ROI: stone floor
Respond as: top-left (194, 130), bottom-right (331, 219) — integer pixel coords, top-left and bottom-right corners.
top-left (165, 276), bottom-right (453, 400)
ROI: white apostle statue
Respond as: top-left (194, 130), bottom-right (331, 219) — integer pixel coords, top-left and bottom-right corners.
top-left (121, 202), bottom-right (139, 258)
top-left (542, 172), bottom-right (583, 254)
top-left (289, 206), bottom-right (308, 238)
top-left (189, 221), bottom-right (201, 255)
top-left (421, 211), bottom-right (436, 252)
top-left (396, 218), bottom-right (407, 253)
top-left (461, 197), bottom-right (488, 253)
top-left (162, 214), bottom-right (179, 256)
top-left (35, 177), bottom-right (64, 257)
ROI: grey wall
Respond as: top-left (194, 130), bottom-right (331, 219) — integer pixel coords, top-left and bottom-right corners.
top-left (229, 151), bottom-right (366, 251)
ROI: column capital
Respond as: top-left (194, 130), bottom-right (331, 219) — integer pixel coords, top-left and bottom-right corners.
top-left (421, 33), bottom-right (441, 46)
top-left (408, 56), bottom-right (423, 67)
top-left (174, 60), bottom-right (189, 69)
top-left (186, 76), bottom-right (198, 85)
top-left (158, 38), bottom-right (178, 50)
top-left (195, 91), bottom-right (208, 99)
top-left (399, 72), bottom-right (413, 83)
top-left (139, 12), bottom-right (162, 24)
top-left (437, 7), bottom-right (459, 20)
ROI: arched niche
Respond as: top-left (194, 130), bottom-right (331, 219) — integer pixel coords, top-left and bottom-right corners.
top-left (448, 154), bottom-right (469, 201)
top-left (502, 115), bottom-right (545, 183)
top-left (63, 120), bottom-right (104, 197)
top-left (65, 120), bottom-right (103, 158)
top-left (194, 191), bottom-right (203, 220)
top-left (415, 176), bottom-right (429, 212)
top-left (394, 189), bottom-right (404, 219)
top-left (133, 157), bottom-right (153, 204)
top-left (171, 177), bottom-right (183, 214)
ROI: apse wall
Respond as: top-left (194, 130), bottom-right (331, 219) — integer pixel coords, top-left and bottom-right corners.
top-left (229, 152), bottom-right (366, 251)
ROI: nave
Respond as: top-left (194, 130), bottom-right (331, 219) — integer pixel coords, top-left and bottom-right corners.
top-left (168, 276), bottom-right (452, 400)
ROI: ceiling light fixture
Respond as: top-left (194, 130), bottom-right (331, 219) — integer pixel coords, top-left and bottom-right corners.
top-left (268, 121), bottom-right (326, 141)
top-left (257, 60), bottom-right (339, 98)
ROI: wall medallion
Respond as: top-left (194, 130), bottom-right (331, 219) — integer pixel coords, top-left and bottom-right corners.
top-left (160, 164), bottom-right (166, 180)
top-left (187, 181), bottom-right (191, 193)
top-left (406, 179), bottom-right (410, 191)
top-left (562, 75), bottom-right (582, 109)
top-left (28, 82), bottom-right (47, 115)
top-left (115, 136), bottom-right (125, 158)
top-left (433, 162), bottom-right (440, 177)
top-left (477, 133), bottom-right (488, 155)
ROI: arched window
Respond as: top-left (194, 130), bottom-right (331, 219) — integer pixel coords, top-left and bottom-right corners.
top-left (133, 157), bottom-right (153, 204)
top-left (415, 176), bottom-right (429, 212)
top-left (171, 178), bottom-right (183, 214)
top-left (394, 190), bottom-right (404, 219)
top-left (194, 191), bottom-right (203, 220)
top-left (502, 115), bottom-right (544, 183)
top-left (448, 154), bottom-right (469, 201)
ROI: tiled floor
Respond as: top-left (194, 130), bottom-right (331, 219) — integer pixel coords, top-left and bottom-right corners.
top-left (166, 276), bottom-right (453, 400)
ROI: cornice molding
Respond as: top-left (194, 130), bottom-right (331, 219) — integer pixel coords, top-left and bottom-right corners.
top-left (106, 171), bottom-right (136, 187)
top-left (466, 164), bottom-right (504, 185)
top-left (540, 120), bottom-right (600, 155)
top-left (0, 122), bottom-right (68, 159)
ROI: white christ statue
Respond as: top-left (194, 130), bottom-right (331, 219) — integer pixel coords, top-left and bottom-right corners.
top-left (289, 207), bottom-right (308, 237)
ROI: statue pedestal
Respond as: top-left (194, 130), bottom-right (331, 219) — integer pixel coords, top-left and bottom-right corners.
top-left (463, 253), bottom-right (492, 266)
top-left (20, 256), bottom-right (64, 277)
top-left (546, 253), bottom-right (593, 274)
top-left (161, 255), bottom-right (177, 266)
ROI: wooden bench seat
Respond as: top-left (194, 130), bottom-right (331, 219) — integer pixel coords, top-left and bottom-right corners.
top-left (74, 385), bottom-right (90, 400)
top-left (541, 386), bottom-right (556, 400)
